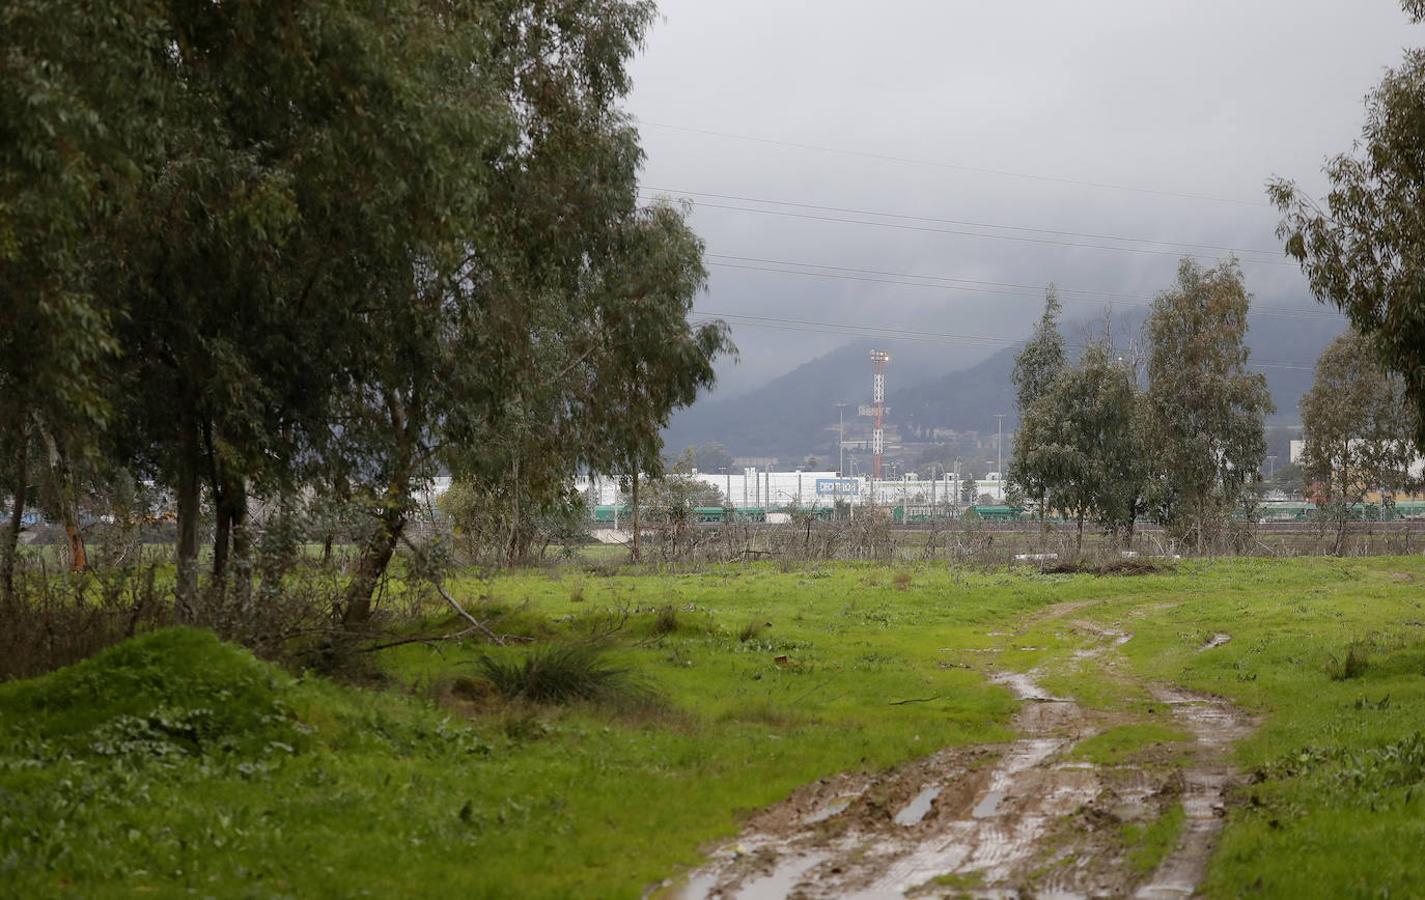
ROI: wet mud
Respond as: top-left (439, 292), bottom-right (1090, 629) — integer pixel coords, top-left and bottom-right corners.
top-left (663, 611), bottom-right (1253, 899)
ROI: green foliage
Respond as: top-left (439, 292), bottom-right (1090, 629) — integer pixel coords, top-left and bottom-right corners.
top-left (738, 619), bottom-right (768, 642)
top-left (1122, 804), bottom-right (1186, 876)
top-left (1324, 643), bottom-right (1371, 681)
top-left (1070, 724), bottom-right (1190, 766)
top-left (653, 604), bottom-right (680, 635)
top-left (1011, 285), bottom-right (1067, 412)
top-left (1301, 330), bottom-right (1420, 552)
top-left (1014, 337), bottom-right (1147, 542)
top-left (1144, 259), bottom-right (1273, 548)
top-left (9, 561), bottom-right (1425, 895)
top-left (476, 644), bottom-right (650, 707)
top-left (1009, 288), bottom-right (1067, 521)
top-left (0, 629), bottom-right (297, 754)
top-left (1271, 4), bottom-right (1425, 445)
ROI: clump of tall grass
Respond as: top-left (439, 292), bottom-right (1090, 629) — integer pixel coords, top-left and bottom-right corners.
top-left (476, 644), bottom-right (654, 707)
top-left (1325, 643), bottom-right (1370, 681)
top-left (738, 620), bottom-right (767, 642)
top-left (652, 604), bottom-right (679, 635)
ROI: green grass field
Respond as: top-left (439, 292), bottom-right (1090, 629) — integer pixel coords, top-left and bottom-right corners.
top-left (4, 557), bottom-right (1425, 897)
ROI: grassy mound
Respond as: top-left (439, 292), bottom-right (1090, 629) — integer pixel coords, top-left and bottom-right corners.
top-left (0, 628), bottom-right (301, 758)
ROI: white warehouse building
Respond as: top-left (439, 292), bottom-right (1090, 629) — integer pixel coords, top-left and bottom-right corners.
top-left (573, 469), bottom-right (1004, 510)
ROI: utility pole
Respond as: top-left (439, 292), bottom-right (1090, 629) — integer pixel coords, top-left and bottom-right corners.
top-left (835, 402), bottom-right (848, 476)
top-left (834, 401), bottom-right (848, 507)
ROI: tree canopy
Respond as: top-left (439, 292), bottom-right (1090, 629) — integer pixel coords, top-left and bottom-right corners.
top-left (1, 0), bottom-right (731, 623)
top-left (1144, 259), bottom-right (1273, 549)
top-left (1271, 0), bottom-right (1425, 445)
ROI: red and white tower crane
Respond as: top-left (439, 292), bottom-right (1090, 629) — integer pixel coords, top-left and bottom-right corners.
top-left (869, 349), bottom-right (891, 482)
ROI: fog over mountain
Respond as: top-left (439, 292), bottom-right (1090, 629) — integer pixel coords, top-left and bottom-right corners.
top-left (662, 307), bottom-right (1345, 464)
top-left (628, 1), bottom-right (1411, 455)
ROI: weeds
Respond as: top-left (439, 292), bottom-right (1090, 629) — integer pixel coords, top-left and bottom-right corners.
top-left (653, 604), bottom-right (679, 635)
top-left (1325, 644), bottom-right (1370, 681)
top-left (738, 620), bottom-right (768, 642)
top-left (892, 571), bottom-right (912, 591)
top-left (476, 644), bottom-right (654, 707)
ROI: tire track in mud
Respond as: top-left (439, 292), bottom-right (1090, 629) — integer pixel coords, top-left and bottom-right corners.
top-left (663, 607), bottom-right (1253, 899)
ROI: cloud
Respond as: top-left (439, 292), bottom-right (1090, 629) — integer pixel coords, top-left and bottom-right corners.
top-left (627, 0), bottom-right (1410, 395)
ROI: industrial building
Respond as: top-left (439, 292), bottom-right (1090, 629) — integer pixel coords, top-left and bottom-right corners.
top-left (573, 469), bottom-right (1005, 511)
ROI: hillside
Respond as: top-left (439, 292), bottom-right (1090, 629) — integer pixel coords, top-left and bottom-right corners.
top-left (664, 309), bottom-right (1347, 461)
top-left (660, 340), bottom-right (968, 462)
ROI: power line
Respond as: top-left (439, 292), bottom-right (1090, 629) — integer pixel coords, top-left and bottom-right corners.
top-left (638, 119), bottom-right (1269, 208)
top-left (693, 311), bottom-right (1315, 371)
top-left (648, 187), bottom-right (1283, 258)
top-left (704, 255), bottom-right (1339, 321)
top-left (709, 253), bottom-right (1147, 300)
top-left (644, 194), bottom-right (1298, 266)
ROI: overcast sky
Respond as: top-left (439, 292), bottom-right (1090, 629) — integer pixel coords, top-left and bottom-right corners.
top-left (626, 0), bottom-right (1416, 396)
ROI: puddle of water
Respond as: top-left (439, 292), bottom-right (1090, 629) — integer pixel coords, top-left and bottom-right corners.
top-left (674, 625), bottom-right (1252, 900)
top-left (991, 670), bottom-right (1062, 702)
top-left (1200, 633), bottom-right (1232, 651)
top-left (971, 788), bottom-right (1005, 818)
top-left (732, 851), bottom-right (829, 900)
top-left (1134, 685), bottom-right (1254, 900)
top-left (894, 785), bottom-right (941, 826)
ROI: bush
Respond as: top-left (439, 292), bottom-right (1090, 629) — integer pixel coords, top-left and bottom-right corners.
top-left (1326, 644), bottom-right (1370, 681)
top-left (476, 644), bottom-right (653, 707)
top-left (652, 604), bottom-right (679, 635)
top-left (1, 564), bottom-right (168, 681)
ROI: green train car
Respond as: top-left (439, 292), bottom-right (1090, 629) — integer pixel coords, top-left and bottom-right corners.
top-left (1258, 500), bottom-right (1425, 523)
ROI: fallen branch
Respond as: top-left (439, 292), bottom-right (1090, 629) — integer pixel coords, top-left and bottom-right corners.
top-left (358, 625), bottom-right (481, 653)
top-left (398, 532), bottom-right (504, 646)
top-left (889, 695), bottom-right (941, 706)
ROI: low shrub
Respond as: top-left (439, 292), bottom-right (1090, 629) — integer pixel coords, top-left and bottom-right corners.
top-left (652, 604), bottom-right (679, 635)
top-left (476, 644), bottom-right (654, 707)
top-left (1326, 644), bottom-right (1370, 681)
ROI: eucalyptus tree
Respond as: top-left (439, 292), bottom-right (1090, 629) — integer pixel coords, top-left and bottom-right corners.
top-left (1009, 287), bottom-right (1066, 531)
top-left (1144, 259), bottom-right (1273, 550)
top-left (99, 0), bottom-right (519, 621)
top-left (1301, 331), bottom-right (1420, 553)
top-left (335, 6), bottom-right (730, 619)
top-left (1271, 0), bottom-right (1425, 444)
top-left (1014, 343), bottom-right (1144, 548)
top-left (0, 0), bottom-right (167, 599)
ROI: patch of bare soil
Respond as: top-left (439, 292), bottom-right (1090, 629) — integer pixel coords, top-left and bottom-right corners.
top-left (661, 619), bottom-right (1254, 900)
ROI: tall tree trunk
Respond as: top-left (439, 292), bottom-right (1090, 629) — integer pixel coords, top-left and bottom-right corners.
top-left (228, 476), bottom-right (251, 619)
top-left (343, 397), bottom-right (414, 626)
top-left (630, 471), bottom-right (641, 563)
top-left (2, 426), bottom-right (30, 607)
top-left (343, 507), bottom-right (404, 626)
top-left (175, 418), bottom-right (202, 623)
top-left (211, 497), bottom-right (231, 582)
top-left (39, 425), bottom-right (85, 572)
top-left (506, 455), bottom-right (521, 567)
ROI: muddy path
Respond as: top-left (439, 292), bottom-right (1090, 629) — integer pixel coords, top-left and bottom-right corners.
top-left (663, 607), bottom-right (1254, 899)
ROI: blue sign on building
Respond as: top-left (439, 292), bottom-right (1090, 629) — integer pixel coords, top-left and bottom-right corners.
top-left (814, 478), bottom-right (858, 497)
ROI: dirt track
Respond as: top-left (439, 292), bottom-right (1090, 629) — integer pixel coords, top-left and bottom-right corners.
top-left (665, 606), bottom-right (1253, 899)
